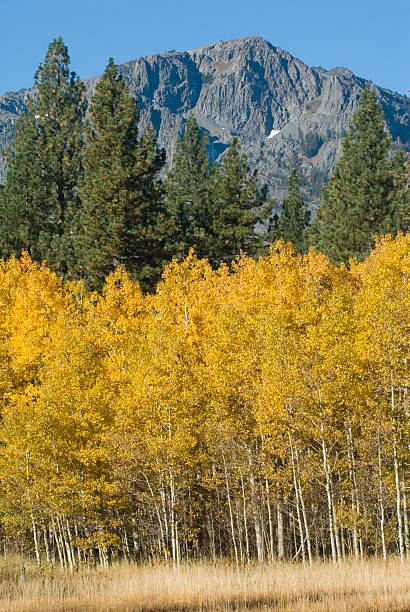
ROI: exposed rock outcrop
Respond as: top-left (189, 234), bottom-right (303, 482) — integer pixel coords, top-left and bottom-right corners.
top-left (1, 36), bottom-right (409, 210)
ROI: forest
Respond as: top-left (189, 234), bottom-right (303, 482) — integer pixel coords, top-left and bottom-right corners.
top-left (0, 39), bottom-right (408, 294)
top-left (0, 37), bottom-right (408, 587)
top-left (0, 233), bottom-right (408, 569)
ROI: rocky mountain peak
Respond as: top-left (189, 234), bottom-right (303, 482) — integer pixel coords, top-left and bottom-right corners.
top-left (1, 37), bottom-right (409, 209)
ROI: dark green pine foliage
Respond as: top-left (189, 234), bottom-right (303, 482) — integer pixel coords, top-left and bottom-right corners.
top-left (165, 115), bottom-right (213, 260)
top-left (386, 147), bottom-right (410, 234)
top-left (308, 86), bottom-right (404, 264)
top-left (0, 108), bottom-right (43, 258)
top-left (209, 137), bottom-right (272, 265)
top-left (0, 38), bottom-right (86, 277)
top-left (76, 58), bottom-right (166, 292)
top-left (129, 125), bottom-right (168, 291)
top-left (275, 168), bottom-right (310, 253)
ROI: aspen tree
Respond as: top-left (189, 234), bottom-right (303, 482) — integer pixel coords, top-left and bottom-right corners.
top-left (354, 234), bottom-right (410, 560)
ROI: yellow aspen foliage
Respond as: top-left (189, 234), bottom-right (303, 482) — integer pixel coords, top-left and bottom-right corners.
top-left (0, 237), bottom-right (408, 564)
top-left (0, 253), bottom-right (67, 396)
top-left (353, 234), bottom-right (410, 558)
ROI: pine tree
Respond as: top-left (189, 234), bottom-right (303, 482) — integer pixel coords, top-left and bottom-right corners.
top-left (0, 108), bottom-right (42, 258)
top-left (209, 137), bottom-right (272, 265)
top-left (275, 168), bottom-right (310, 253)
top-left (0, 38), bottom-right (86, 277)
top-left (164, 115), bottom-right (213, 260)
top-left (387, 148), bottom-right (410, 234)
top-left (75, 58), bottom-right (166, 292)
top-left (308, 87), bottom-right (407, 264)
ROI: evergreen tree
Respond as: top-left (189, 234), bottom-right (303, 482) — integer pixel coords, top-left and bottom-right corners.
top-left (75, 58), bottom-right (166, 292)
top-left (387, 147), bottom-right (410, 234)
top-left (164, 115), bottom-right (213, 260)
top-left (0, 38), bottom-right (86, 277)
top-left (0, 109), bottom-right (42, 258)
top-left (209, 137), bottom-right (272, 265)
top-left (275, 168), bottom-right (310, 253)
top-left (308, 86), bottom-right (408, 264)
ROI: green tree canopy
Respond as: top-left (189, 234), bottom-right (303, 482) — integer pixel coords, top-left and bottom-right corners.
top-left (308, 86), bottom-right (409, 264)
top-left (209, 137), bottom-right (273, 265)
top-left (75, 58), bottom-right (166, 292)
top-left (275, 168), bottom-right (310, 254)
top-left (387, 147), bottom-right (410, 234)
top-left (0, 37), bottom-right (86, 277)
top-left (164, 115), bottom-right (213, 260)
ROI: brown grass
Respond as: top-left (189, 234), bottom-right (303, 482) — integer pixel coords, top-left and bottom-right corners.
top-left (0, 556), bottom-right (408, 611)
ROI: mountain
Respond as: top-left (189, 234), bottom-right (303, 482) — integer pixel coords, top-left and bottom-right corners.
top-left (1, 36), bottom-right (409, 209)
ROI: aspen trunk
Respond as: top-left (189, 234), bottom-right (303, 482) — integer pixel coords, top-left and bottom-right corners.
top-left (144, 473), bottom-right (167, 560)
top-left (175, 514), bottom-right (180, 568)
top-left (295, 447), bottom-right (312, 565)
top-left (73, 520), bottom-right (82, 565)
top-left (321, 431), bottom-right (337, 563)
top-left (377, 434), bottom-right (387, 560)
top-left (277, 501), bottom-right (285, 560)
top-left (25, 452), bottom-right (41, 567)
top-left (66, 519), bottom-right (78, 568)
top-left (222, 450), bottom-right (239, 567)
top-left (332, 492), bottom-right (342, 561)
top-left (213, 464), bottom-right (223, 558)
top-left (43, 527), bottom-right (51, 565)
top-left (319, 394), bottom-right (337, 563)
top-left (393, 430), bottom-right (405, 561)
top-left (290, 510), bottom-right (298, 559)
top-left (402, 474), bottom-right (409, 558)
top-left (240, 472), bottom-right (250, 565)
top-left (391, 374), bottom-right (404, 561)
top-left (347, 428), bottom-right (360, 560)
top-left (261, 435), bottom-right (274, 562)
top-left (31, 516), bottom-right (41, 567)
top-left (160, 479), bottom-right (169, 552)
top-left (250, 471), bottom-right (264, 563)
top-left (340, 524), bottom-right (346, 560)
top-left (52, 518), bottom-right (66, 570)
top-left (348, 427), bottom-right (363, 558)
top-left (289, 435), bottom-right (305, 564)
top-left (58, 516), bottom-right (74, 573)
top-left (265, 477), bottom-right (275, 562)
top-left (235, 498), bottom-right (244, 564)
top-left (169, 468), bottom-right (179, 569)
top-left (122, 528), bottom-right (130, 562)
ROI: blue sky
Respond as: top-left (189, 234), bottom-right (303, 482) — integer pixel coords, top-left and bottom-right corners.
top-left (2, 0), bottom-right (409, 96)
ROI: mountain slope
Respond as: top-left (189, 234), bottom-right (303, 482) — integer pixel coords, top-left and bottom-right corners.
top-left (1, 36), bottom-right (409, 208)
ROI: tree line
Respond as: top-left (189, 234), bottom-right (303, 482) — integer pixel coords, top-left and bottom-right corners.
top-left (0, 38), bottom-right (408, 290)
top-left (0, 234), bottom-right (408, 567)
top-left (0, 39), bottom-right (273, 292)
top-left (0, 37), bottom-right (408, 569)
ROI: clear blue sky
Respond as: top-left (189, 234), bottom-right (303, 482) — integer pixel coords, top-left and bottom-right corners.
top-left (1, 0), bottom-right (409, 96)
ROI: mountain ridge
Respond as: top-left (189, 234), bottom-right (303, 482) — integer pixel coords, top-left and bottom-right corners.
top-left (1, 36), bottom-right (409, 208)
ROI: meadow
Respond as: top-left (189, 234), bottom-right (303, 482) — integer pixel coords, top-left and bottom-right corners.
top-left (0, 556), bottom-right (409, 611)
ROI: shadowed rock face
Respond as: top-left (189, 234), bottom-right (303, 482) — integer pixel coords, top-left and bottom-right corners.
top-left (1, 36), bottom-right (409, 210)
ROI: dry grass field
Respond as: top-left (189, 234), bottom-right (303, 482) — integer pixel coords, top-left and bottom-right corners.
top-left (0, 556), bottom-right (408, 612)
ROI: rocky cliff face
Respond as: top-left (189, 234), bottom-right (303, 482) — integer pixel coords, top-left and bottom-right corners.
top-left (1, 36), bottom-right (409, 209)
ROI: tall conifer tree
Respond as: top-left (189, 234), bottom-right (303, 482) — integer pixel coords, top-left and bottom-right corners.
top-left (0, 38), bottom-right (86, 277)
top-left (75, 58), bottom-right (166, 292)
top-left (0, 109), bottom-right (42, 258)
top-left (387, 148), bottom-right (410, 234)
top-left (308, 87), bottom-right (408, 264)
top-left (275, 168), bottom-right (310, 254)
top-left (209, 137), bottom-right (272, 264)
top-left (164, 115), bottom-right (213, 260)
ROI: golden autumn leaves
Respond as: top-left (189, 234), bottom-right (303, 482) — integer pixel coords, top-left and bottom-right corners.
top-left (0, 235), bottom-right (408, 566)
